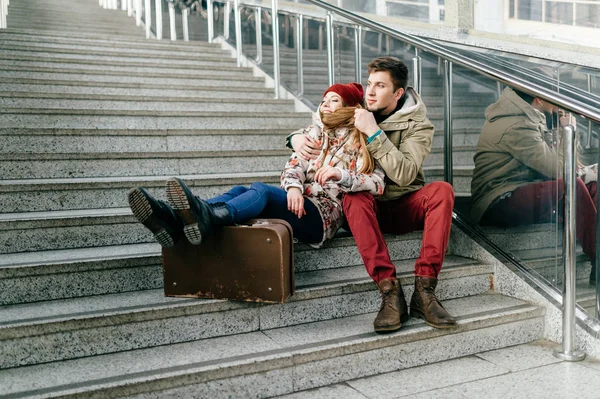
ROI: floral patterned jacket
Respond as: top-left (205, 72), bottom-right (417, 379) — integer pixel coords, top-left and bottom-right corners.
top-left (281, 110), bottom-right (386, 247)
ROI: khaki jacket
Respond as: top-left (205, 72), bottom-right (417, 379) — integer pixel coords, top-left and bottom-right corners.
top-left (368, 87), bottom-right (434, 200)
top-left (470, 87), bottom-right (561, 222)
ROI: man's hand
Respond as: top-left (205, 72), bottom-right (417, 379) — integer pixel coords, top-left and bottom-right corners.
top-left (559, 111), bottom-right (576, 130)
top-left (291, 134), bottom-right (320, 160)
top-left (314, 165), bottom-right (342, 186)
top-left (287, 187), bottom-right (306, 218)
top-left (354, 109), bottom-right (381, 137)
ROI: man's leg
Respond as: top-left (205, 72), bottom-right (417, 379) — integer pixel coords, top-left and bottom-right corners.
top-left (378, 182), bottom-right (456, 328)
top-left (343, 192), bottom-right (407, 333)
top-left (482, 179), bottom-right (597, 283)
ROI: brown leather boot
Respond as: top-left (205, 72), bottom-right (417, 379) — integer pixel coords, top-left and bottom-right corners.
top-left (373, 278), bottom-right (408, 333)
top-left (410, 276), bottom-right (457, 329)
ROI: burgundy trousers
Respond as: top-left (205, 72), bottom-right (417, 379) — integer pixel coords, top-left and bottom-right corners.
top-left (343, 182), bottom-right (455, 282)
top-left (481, 179), bottom-right (597, 259)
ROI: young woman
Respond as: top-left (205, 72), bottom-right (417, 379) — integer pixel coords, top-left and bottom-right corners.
top-left (128, 82), bottom-right (385, 248)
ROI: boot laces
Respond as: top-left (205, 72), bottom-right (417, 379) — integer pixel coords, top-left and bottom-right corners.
top-left (423, 286), bottom-right (442, 306)
top-left (380, 289), bottom-right (395, 309)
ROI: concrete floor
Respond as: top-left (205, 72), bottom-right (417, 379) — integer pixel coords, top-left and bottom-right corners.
top-left (278, 340), bottom-right (600, 399)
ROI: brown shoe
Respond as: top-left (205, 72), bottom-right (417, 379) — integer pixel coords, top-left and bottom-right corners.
top-left (410, 276), bottom-right (457, 329)
top-left (373, 278), bottom-right (408, 333)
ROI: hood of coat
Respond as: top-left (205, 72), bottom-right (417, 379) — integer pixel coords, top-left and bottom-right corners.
top-left (485, 87), bottom-right (546, 127)
top-left (377, 87), bottom-right (427, 129)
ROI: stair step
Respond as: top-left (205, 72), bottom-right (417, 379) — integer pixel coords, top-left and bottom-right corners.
top-left (0, 30), bottom-right (220, 50)
top-left (0, 110), bottom-right (312, 130)
top-left (0, 46), bottom-right (236, 64)
top-left (0, 171), bottom-right (282, 213)
top-left (0, 150), bottom-right (292, 179)
top-left (0, 294), bottom-right (543, 398)
top-left (0, 41), bottom-right (228, 58)
top-left (0, 128), bottom-right (288, 154)
top-left (0, 97), bottom-right (296, 113)
top-left (0, 71), bottom-right (267, 87)
top-left (0, 86), bottom-right (277, 100)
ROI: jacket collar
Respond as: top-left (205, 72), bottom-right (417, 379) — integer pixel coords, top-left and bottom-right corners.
top-left (377, 87), bottom-right (426, 129)
top-left (489, 87), bottom-right (546, 125)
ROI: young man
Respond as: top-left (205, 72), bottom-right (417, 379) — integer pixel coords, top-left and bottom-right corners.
top-left (471, 86), bottom-right (597, 283)
top-left (290, 56), bottom-right (456, 333)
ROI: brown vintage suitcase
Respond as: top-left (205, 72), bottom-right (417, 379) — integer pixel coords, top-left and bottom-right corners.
top-left (162, 219), bottom-right (295, 303)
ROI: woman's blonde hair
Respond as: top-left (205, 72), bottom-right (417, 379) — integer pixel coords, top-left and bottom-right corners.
top-left (319, 105), bottom-right (375, 174)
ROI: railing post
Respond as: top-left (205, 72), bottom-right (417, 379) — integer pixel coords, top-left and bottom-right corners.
top-left (554, 125), bottom-right (585, 362)
top-left (168, 1), bottom-right (176, 40)
top-left (443, 60), bottom-right (453, 185)
top-left (234, 0), bottom-right (242, 67)
top-left (0, 0), bottom-right (5, 29)
top-left (135, 0), bottom-right (142, 26)
top-left (271, 0), bottom-right (280, 99)
top-left (144, 0), bottom-right (152, 38)
top-left (155, 0), bottom-right (163, 40)
top-left (207, 0), bottom-right (214, 43)
top-left (412, 47), bottom-right (422, 93)
top-left (587, 74), bottom-right (593, 149)
top-left (296, 14), bottom-right (303, 96)
top-left (326, 11), bottom-right (334, 87)
top-left (354, 25), bottom-right (362, 84)
top-left (224, 0), bottom-right (230, 39)
top-left (255, 7), bottom-right (262, 64)
top-left (182, 7), bottom-right (189, 41)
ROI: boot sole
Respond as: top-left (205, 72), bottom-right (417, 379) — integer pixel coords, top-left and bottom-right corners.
top-left (128, 188), bottom-right (175, 248)
top-left (373, 312), bottom-right (409, 333)
top-left (166, 178), bottom-right (203, 245)
top-left (374, 323), bottom-right (402, 333)
top-left (410, 308), bottom-right (457, 329)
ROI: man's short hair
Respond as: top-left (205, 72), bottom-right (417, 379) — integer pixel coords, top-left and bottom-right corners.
top-left (367, 56), bottom-right (408, 91)
top-left (513, 89), bottom-right (535, 105)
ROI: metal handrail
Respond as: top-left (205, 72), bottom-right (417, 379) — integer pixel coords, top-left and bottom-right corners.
top-left (299, 0), bottom-right (600, 124)
top-left (446, 45), bottom-right (600, 108)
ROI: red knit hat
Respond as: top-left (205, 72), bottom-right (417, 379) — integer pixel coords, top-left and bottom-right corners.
top-left (323, 82), bottom-right (364, 107)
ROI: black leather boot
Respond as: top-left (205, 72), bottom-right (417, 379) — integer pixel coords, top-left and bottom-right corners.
top-left (166, 178), bottom-right (232, 245)
top-left (127, 187), bottom-right (183, 247)
top-left (590, 259), bottom-right (596, 285)
top-left (410, 276), bottom-right (457, 329)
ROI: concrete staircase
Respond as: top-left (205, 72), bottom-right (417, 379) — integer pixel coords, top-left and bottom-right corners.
top-left (0, 0), bottom-right (551, 397)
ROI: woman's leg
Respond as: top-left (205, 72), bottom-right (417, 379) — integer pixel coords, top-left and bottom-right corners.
top-left (205, 186), bottom-right (249, 205)
top-left (226, 182), bottom-right (324, 244)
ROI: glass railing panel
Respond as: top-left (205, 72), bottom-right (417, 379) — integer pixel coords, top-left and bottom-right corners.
top-left (460, 63), bottom-right (564, 290)
top-left (185, 3), bottom-right (209, 42)
top-left (238, 5), bottom-right (258, 62)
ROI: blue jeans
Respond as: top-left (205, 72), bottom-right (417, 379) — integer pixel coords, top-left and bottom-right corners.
top-left (206, 182), bottom-right (324, 244)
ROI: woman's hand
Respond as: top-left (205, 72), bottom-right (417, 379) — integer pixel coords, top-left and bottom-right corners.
top-left (291, 134), bottom-right (320, 160)
top-left (314, 165), bottom-right (342, 186)
top-left (287, 187), bottom-right (306, 218)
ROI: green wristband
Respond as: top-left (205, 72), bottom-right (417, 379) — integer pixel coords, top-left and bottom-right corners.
top-left (367, 129), bottom-right (382, 144)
